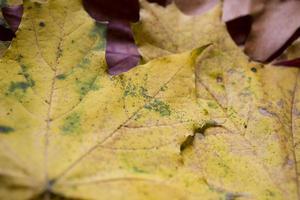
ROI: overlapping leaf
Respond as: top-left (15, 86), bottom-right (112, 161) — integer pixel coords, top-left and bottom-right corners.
top-left (83, 0), bottom-right (141, 75)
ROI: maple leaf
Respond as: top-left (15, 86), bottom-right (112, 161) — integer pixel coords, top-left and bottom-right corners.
top-left (1, 0), bottom-right (300, 200)
top-left (133, 0), bottom-right (236, 62)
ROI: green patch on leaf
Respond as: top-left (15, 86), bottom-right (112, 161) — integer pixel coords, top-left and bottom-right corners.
top-left (144, 99), bottom-right (171, 116)
top-left (132, 166), bottom-right (147, 174)
top-left (0, 125), bottom-right (14, 134)
top-left (56, 74), bottom-right (67, 80)
top-left (9, 81), bottom-right (31, 92)
top-left (20, 65), bottom-right (35, 87)
top-left (207, 102), bottom-right (218, 109)
top-left (76, 77), bottom-right (100, 99)
top-left (160, 85), bottom-right (168, 91)
top-left (60, 112), bottom-right (81, 135)
top-left (124, 83), bottom-right (137, 97)
top-left (89, 22), bottom-right (107, 50)
top-left (139, 87), bottom-right (151, 99)
top-left (77, 58), bottom-right (91, 68)
top-left (9, 65), bottom-right (36, 93)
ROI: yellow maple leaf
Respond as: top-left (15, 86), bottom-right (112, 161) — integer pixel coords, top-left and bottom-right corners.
top-left (0, 0), bottom-right (300, 200)
top-left (133, 0), bottom-right (238, 62)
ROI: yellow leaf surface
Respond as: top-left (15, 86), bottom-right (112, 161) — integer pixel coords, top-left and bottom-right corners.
top-left (281, 39), bottom-right (300, 60)
top-left (133, 0), bottom-right (237, 62)
top-left (0, 0), bottom-right (300, 200)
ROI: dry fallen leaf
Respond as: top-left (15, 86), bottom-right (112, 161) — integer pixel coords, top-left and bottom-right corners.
top-left (174, 0), bottom-right (218, 16)
top-left (1, 5), bottom-right (23, 32)
top-left (244, 0), bottom-right (300, 62)
top-left (1, 0), bottom-right (300, 200)
top-left (83, 0), bottom-right (141, 75)
top-left (133, 0), bottom-right (237, 62)
top-left (222, 0), bottom-right (300, 63)
top-left (0, 0), bottom-right (23, 56)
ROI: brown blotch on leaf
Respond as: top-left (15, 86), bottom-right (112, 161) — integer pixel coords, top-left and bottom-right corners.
top-left (39, 21), bottom-right (45, 27)
top-left (251, 67), bottom-right (257, 73)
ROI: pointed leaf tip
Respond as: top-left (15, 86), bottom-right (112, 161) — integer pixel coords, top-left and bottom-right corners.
top-left (191, 43), bottom-right (212, 57)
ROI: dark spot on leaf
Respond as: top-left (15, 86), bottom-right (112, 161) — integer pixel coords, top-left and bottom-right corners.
top-left (9, 81), bottom-right (31, 92)
top-left (132, 167), bottom-right (147, 173)
top-left (34, 2), bottom-right (41, 8)
top-left (250, 67), bottom-right (257, 72)
top-left (265, 189), bottom-right (276, 197)
top-left (208, 102), bottom-right (218, 109)
top-left (16, 54), bottom-right (23, 62)
top-left (180, 135), bottom-right (195, 153)
top-left (225, 193), bottom-right (243, 200)
top-left (216, 75), bottom-right (223, 83)
top-left (31, 189), bottom-right (74, 200)
top-left (56, 74), bottom-right (66, 80)
top-left (0, 125), bottom-right (14, 134)
top-left (160, 85), bottom-right (168, 91)
top-left (56, 47), bottom-right (63, 58)
top-left (39, 21), bottom-right (45, 27)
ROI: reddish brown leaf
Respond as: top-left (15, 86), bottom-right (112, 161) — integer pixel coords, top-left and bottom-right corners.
top-left (174, 0), bottom-right (218, 16)
top-left (244, 1), bottom-right (300, 62)
top-left (0, 5), bottom-right (23, 41)
top-left (0, 25), bottom-right (14, 41)
top-left (83, 0), bottom-right (141, 75)
top-left (82, 0), bottom-right (139, 22)
top-left (1, 5), bottom-right (23, 32)
top-left (147, 0), bottom-right (172, 7)
top-left (225, 16), bottom-right (252, 45)
top-left (106, 20), bottom-right (141, 75)
top-left (222, 0), bottom-right (266, 22)
top-left (274, 57), bottom-right (300, 67)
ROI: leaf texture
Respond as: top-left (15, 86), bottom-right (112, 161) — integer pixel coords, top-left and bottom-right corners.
top-left (133, 1), bottom-right (237, 62)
